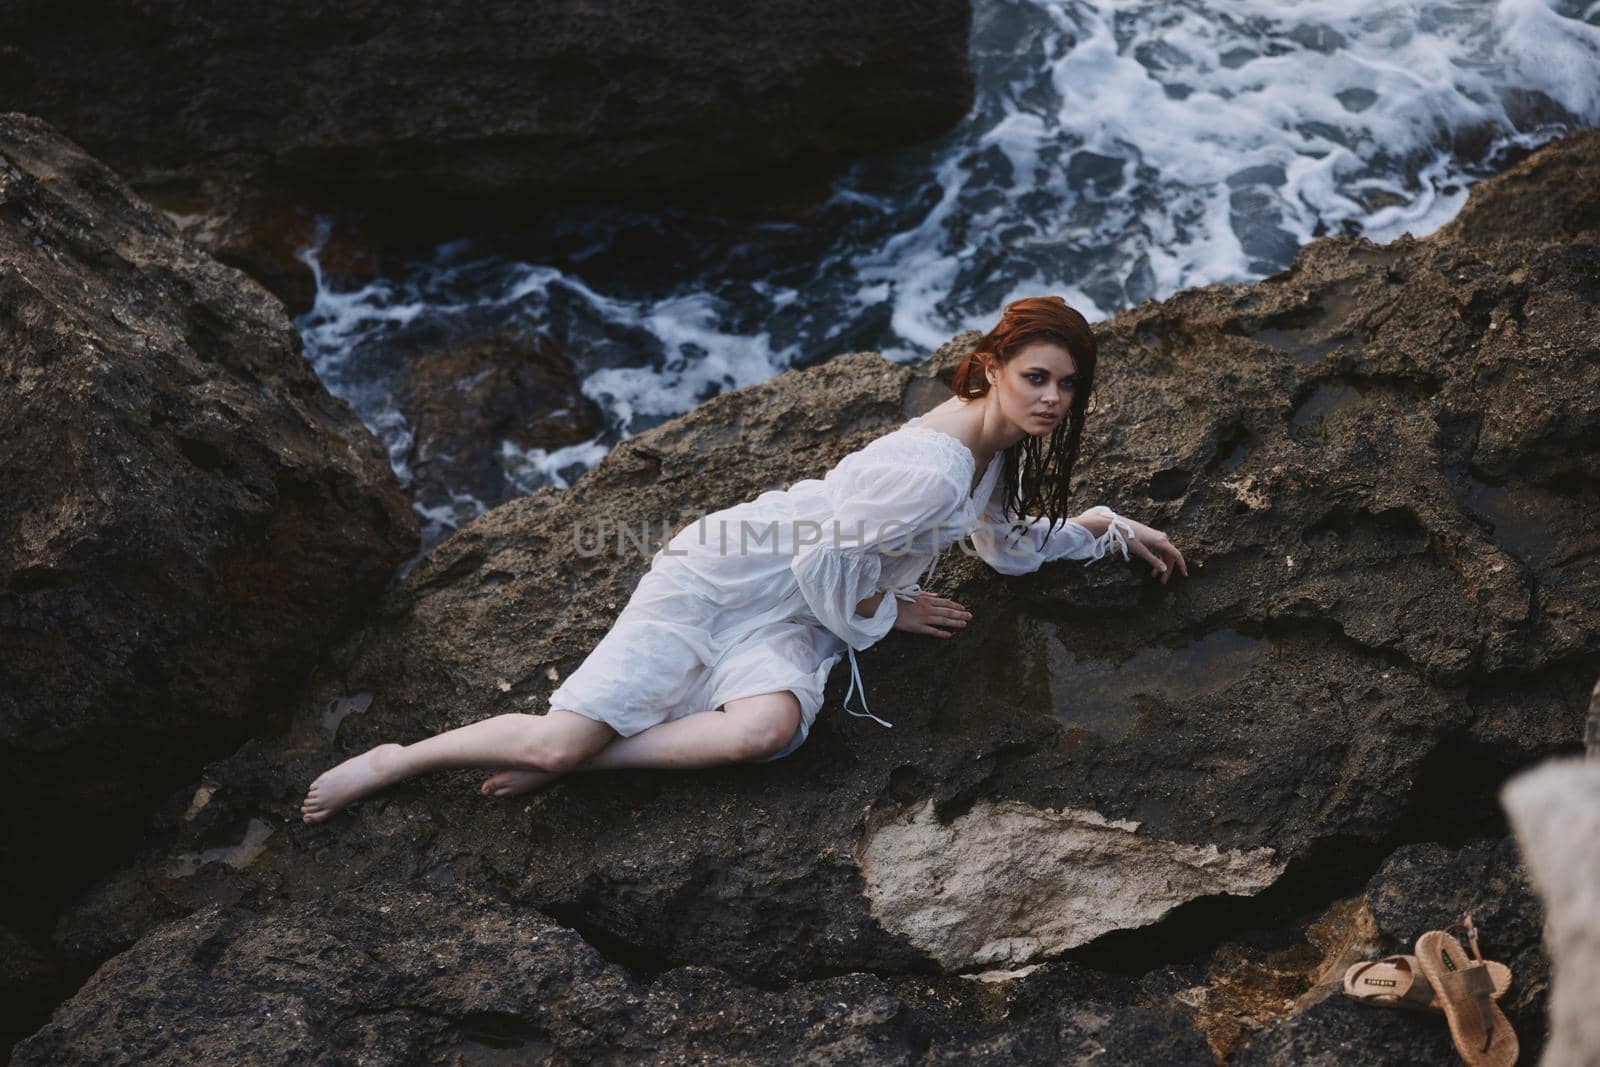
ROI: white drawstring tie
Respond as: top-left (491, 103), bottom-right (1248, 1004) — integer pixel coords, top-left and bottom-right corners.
top-left (841, 553), bottom-right (942, 730)
top-left (1086, 509), bottom-right (1135, 562)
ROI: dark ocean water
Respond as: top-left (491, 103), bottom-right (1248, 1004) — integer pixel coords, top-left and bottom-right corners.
top-left (293, 0), bottom-right (1600, 544)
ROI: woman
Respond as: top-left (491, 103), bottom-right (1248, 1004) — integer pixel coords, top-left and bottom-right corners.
top-left (301, 296), bottom-right (1187, 824)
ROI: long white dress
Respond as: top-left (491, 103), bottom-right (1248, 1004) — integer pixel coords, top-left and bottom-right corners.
top-left (548, 415), bottom-right (1135, 760)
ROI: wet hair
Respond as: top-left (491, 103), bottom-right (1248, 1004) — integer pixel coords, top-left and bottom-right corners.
top-left (949, 295), bottom-right (1098, 536)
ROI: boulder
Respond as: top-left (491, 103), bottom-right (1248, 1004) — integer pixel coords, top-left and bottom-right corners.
top-left (0, 114), bottom-right (418, 932)
top-left (0, 1), bottom-right (975, 226)
top-left (13, 881), bottom-right (1212, 1066)
top-left (397, 328), bottom-right (608, 540)
top-left (32, 130), bottom-right (1600, 1057)
top-left (1, 2), bottom-right (976, 309)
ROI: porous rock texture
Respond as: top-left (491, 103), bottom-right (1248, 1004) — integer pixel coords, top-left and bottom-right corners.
top-left (15, 882), bottom-right (1215, 1066)
top-left (19, 130), bottom-right (1600, 1061)
top-left (0, 114), bottom-right (417, 948)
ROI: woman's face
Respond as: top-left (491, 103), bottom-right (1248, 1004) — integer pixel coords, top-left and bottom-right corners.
top-left (984, 341), bottom-right (1078, 436)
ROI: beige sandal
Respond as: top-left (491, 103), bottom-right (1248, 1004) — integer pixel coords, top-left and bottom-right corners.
top-left (1342, 954), bottom-right (1512, 1013)
top-left (1414, 915), bottom-right (1519, 1066)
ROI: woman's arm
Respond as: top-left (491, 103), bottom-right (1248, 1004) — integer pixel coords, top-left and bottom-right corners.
top-left (855, 587), bottom-right (970, 638)
top-left (1068, 508), bottom-right (1114, 537)
top-left (790, 461), bottom-right (963, 651)
top-left (1042, 508), bottom-right (1189, 583)
top-left (854, 591), bottom-right (886, 617)
top-left (970, 502), bottom-right (1188, 582)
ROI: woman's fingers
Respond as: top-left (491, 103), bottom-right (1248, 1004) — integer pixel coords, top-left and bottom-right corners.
top-left (1127, 523), bottom-right (1189, 584)
top-left (917, 595), bottom-right (970, 621)
top-left (905, 593), bottom-right (971, 636)
top-left (919, 611), bottom-right (966, 635)
top-left (1148, 535), bottom-right (1187, 581)
top-left (1130, 537), bottom-right (1164, 574)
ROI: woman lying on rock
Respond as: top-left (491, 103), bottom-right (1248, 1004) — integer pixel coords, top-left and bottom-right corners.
top-left (301, 296), bottom-right (1187, 824)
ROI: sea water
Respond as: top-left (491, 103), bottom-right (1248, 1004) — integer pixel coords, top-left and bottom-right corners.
top-left (293, 0), bottom-right (1600, 547)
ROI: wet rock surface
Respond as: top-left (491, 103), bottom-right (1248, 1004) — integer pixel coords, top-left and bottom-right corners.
top-left (397, 328), bottom-right (609, 539)
top-left (18, 131), bottom-right (1600, 1060)
top-left (0, 1), bottom-right (975, 232)
top-left (0, 114), bottom-right (416, 952)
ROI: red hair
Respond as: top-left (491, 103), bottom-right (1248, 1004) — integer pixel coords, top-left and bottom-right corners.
top-left (950, 295), bottom-right (1099, 534)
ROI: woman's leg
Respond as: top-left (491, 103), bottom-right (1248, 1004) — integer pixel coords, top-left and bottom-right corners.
top-left (300, 709), bottom-right (617, 824)
top-left (480, 692), bottom-right (801, 798)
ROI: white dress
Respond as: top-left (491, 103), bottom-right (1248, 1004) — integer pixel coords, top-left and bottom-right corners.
top-left (548, 415), bottom-right (1135, 761)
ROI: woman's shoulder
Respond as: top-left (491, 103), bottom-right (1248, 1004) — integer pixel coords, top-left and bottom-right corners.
top-left (850, 420), bottom-right (966, 468)
top-left (826, 421), bottom-right (973, 505)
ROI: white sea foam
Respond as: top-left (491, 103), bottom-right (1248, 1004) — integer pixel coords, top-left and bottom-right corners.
top-left (295, 0), bottom-right (1599, 548)
top-left (501, 435), bottom-right (614, 496)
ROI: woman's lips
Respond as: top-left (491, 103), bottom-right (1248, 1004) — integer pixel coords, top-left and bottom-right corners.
top-left (1034, 412), bottom-right (1060, 422)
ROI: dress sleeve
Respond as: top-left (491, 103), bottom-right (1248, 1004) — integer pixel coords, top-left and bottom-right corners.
top-left (969, 494), bottom-right (1136, 577)
top-left (790, 459), bottom-right (962, 652)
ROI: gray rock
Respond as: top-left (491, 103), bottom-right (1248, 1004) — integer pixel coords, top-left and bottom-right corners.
top-left (1236, 993), bottom-right (1463, 1067)
top-left (1587, 676), bottom-right (1599, 757)
top-left (0, 114), bottom-right (417, 931)
top-left (14, 882), bottom-right (1211, 1066)
top-left (33, 129), bottom-right (1600, 1060)
top-left (858, 797), bottom-right (1283, 969)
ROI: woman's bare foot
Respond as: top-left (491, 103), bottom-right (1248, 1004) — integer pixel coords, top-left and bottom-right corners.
top-left (480, 768), bottom-right (561, 799)
top-left (301, 743), bottom-right (406, 825)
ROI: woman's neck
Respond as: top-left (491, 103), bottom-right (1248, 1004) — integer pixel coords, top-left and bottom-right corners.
top-left (924, 395), bottom-right (1028, 462)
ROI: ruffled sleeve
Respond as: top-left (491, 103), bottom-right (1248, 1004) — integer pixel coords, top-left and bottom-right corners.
top-left (970, 496), bottom-right (1136, 577)
top-left (791, 457), bottom-right (963, 729)
top-left (791, 459), bottom-right (962, 651)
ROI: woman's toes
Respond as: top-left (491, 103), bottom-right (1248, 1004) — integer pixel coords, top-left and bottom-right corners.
top-left (480, 769), bottom-right (550, 799)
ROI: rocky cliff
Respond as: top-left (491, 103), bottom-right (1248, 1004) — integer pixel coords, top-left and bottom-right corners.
top-left (0, 0), bottom-right (975, 294)
top-left (10, 129), bottom-right (1599, 1063)
top-left (0, 113), bottom-right (418, 1047)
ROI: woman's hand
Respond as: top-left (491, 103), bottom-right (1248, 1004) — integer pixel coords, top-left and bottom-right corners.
top-left (892, 591), bottom-right (972, 638)
top-left (1122, 517), bottom-right (1188, 585)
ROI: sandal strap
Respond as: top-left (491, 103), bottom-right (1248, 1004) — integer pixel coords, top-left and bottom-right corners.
top-left (1450, 911), bottom-right (1485, 963)
top-left (1436, 965), bottom-right (1496, 999)
top-left (1437, 964), bottom-right (1498, 1052)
